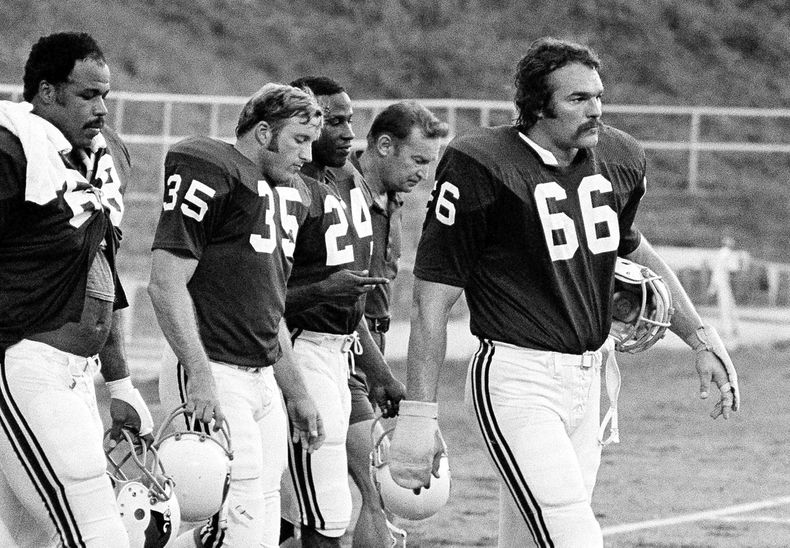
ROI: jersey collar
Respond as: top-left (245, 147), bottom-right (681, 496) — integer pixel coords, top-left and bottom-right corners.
top-left (517, 131), bottom-right (559, 166)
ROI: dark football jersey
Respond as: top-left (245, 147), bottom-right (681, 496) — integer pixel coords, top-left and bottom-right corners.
top-left (152, 137), bottom-right (310, 367)
top-left (286, 164), bottom-right (374, 334)
top-left (0, 126), bottom-right (130, 349)
top-left (347, 151), bottom-right (403, 321)
top-left (415, 125), bottom-right (646, 353)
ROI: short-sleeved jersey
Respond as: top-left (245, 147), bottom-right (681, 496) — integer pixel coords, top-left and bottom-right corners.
top-left (152, 137), bottom-right (310, 367)
top-left (285, 164), bottom-right (374, 334)
top-left (346, 152), bottom-right (403, 320)
top-left (0, 126), bottom-right (130, 349)
top-left (415, 125), bottom-right (646, 354)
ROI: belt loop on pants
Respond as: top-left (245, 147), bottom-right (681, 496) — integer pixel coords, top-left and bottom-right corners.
top-left (366, 316), bottom-right (391, 334)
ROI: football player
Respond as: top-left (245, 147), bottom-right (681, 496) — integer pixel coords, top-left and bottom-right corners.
top-left (343, 100), bottom-right (448, 544)
top-left (388, 37), bottom-right (740, 548)
top-left (0, 32), bottom-right (152, 547)
top-left (279, 76), bottom-right (406, 548)
top-left (148, 83), bottom-right (325, 547)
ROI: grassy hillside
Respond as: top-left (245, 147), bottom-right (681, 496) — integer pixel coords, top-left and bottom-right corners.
top-left (3, 0), bottom-right (790, 264)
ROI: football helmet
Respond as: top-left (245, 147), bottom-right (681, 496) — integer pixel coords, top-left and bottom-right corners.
top-left (105, 429), bottom-right (181, 547)
top-left (153, 404), bottom-right (233, 523)
top-left (609, 257), bottom-right (674, 353)
top-left (370, 417), bottom-right (450, 521)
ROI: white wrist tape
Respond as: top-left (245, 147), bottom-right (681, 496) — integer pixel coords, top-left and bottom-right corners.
top-left (107, 377), bottom-right (154, 436)
top-left (398, 400), bottom-right (438, 419)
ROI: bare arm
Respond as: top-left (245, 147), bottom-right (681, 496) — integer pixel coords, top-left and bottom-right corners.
top-left (99, 309), bottom-right (130, 381)
top-left (101, 307), bottom-right (154, 442)
top-left (625, 237), bottom-right (738, 418)
top-left (406, 278), bottom-right (465, 403)
top-left (286, 269), bottom-right (388, 315)
top-left (624, 237), bottom-right (704, 341)
top-left (354, 317), bottom-right (405, 416)
top-left (148, 248), bottom-right (222, 425)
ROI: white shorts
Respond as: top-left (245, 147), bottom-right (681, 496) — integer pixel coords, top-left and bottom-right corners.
top-left (281, 329), bottom-right (354, 538)
top-left (0, 339), bottom-right (129, 547)
top-left (159, 354), bottom-right (288, 548)
top-left (464, 339), bottom-right (604, 548)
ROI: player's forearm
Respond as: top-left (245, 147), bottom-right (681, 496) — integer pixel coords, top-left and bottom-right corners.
top-left (286, 283), bottom-right (324, 315)
top-left (148, 264), bottom-right (211, 378)
top-left (273, 319), bottom-right (310, 402)
top-left (99, 310), bottom-right (130, 381)
top-left (353, 318), bottom-right (395, 383)
top-left (406, 279), bottom-right (462, 402)
top-left (625, 239), bottom-right (704, 343)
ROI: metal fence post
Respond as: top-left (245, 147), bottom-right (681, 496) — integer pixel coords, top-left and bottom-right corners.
top-left (688, 110), bottom-right (701, 192)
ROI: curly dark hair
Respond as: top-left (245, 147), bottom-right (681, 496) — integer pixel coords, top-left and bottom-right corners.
top-left (289, 76), bottom-right (345, 97)
top-left (514, 37), bottom-right (600, 131)
top-left (23, 32), bottom-right (105, 102)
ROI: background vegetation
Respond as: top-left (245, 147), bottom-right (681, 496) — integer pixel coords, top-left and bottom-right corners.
top-left (3, 0), bottom-right (789, 280)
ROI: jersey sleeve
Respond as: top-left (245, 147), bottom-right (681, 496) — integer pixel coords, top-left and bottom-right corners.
top-left (413, 145), bottom-right (496, 287)
top-left (0, 134), bottom-right (24, 238)
top-left (151, 146), bottom-right (231, 259)
top-left (617, 173), bottom-right (647, 256)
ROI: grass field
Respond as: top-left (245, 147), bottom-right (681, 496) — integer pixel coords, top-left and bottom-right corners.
top-left (98, 332), bottom-right (790, 547)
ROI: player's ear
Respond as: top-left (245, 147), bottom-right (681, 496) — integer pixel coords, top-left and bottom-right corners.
top-left (375, 134), bottom-right (393, 157)
top-left (36, 80), bottom-right (58, 105)
top-left (254, 121), bottom-right (273, 147)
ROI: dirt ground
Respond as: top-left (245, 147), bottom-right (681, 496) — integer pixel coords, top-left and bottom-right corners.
top-left (98, 336), bottom-right (790, 547)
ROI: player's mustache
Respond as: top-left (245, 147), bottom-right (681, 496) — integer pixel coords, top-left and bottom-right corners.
top-left (578, 120), bottom-right (600, 132)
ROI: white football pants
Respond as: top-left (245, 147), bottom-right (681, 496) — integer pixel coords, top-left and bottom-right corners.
top-left (159, 355), bottom-right (288, 548)
top-left (281, 329), bottom-right (354, 538)
top-left (0, 339), bottom-right (129, 547)
top-left (465, 339), bottom-right (605, 548)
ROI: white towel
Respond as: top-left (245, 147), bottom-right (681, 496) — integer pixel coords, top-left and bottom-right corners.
top-left (0, 100), bottom-right (72, 205)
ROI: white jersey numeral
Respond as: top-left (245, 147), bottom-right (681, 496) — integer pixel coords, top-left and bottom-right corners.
top-left (163, 175), bottom-right (215, 222)
top-left (434, 181), bottom-right (459, 225)
top-left (250, 180), bottom-right (302, 256)
top-left (324, 188), bottom-right (372, 266)
top-left (535, 175), bottom-right (619, 262)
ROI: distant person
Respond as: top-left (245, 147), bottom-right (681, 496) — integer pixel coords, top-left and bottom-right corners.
top-left (341, 100), bottom-right (448, 546)
top-left (388, 37), bottom-right (740, 547)
top-left (280, 76), bottom-right (406, 548)
top-left (0, 32), bottom-right (152, 546)
top-left (709, 233), bottom-right (740, 344)
top-left (148, 83), bottom-right (325, 547)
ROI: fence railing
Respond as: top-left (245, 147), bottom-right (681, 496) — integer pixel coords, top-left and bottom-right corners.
top-left (4, 84), bottom-right (790, 193)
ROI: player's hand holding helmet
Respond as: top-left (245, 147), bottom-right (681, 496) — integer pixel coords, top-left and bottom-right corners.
top-left (105, 428), bottom-right (180, 547)
top-left (684, 325), bottom-right (740, 419)
top-left (388, 401), bottom-right (448, 491)
top-left (609, 257), bottom-right (674, 353)
top-left (153, 404), bottom-right (233, 522)
top-left (370, 374), bottom-right (406, 418)
top-left (371, 415), bottom-right (450, 520)
top-left (107, 376), bottom-right (155, 446)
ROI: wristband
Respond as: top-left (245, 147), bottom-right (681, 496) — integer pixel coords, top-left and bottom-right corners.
top-left (682, 326), bottom-right (713, 352)
top-left (106, 376), bottom-right (134, 397)
top-left (398, 400), bottom-right (438, 418)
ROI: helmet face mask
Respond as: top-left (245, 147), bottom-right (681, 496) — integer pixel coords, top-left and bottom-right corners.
top-left (105, 429), bottom-right (181, 548)
top-left (153, 405), bottom-right (233, 523)
top-left (610, 257), bottom-right (674, 353)
top-left (369, 419), bottom-right (450, 521)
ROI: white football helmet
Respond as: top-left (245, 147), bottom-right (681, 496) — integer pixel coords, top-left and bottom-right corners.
top-left (105, 429), bottom-right (181, 548)
top-left (153, 404), bottom-right (233, 523)
top-left (610, 257), bottom-right (674, 353)
top-left (369, 417), bottom-right (450, 521)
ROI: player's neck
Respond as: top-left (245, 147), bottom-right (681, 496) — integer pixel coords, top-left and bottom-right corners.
top-left (358, 151), bottom-right (387, 200)
top-left (523, 128), bottom-right (578, 167)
